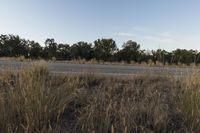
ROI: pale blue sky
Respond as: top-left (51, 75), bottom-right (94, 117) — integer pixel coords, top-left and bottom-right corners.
top-left (0, 0), bottom-right (200, 50)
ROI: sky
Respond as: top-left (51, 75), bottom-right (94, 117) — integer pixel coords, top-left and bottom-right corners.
top-left (0, 0), bottom-right (200, 51)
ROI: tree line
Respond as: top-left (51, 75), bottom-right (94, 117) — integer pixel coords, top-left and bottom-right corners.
top-left (0, 34), bottom-right (200, 65)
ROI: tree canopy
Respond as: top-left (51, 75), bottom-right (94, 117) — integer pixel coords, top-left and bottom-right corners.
top-left (0, 34), bottom-right (199, 66)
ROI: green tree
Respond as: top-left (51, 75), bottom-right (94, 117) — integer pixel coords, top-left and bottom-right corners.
top-left (0, 34), bottom-right (28, 57)
top-left (94, 38), bottom-right (117, 61)
top-left (44, 38), bottom-right (58, 59)
top-left (118, 40), bottom-right (140, 63)
top-left (172, 49), bottom-right (197, 65)
top-left (57, 43), bottom-right (71, 60)
top-left (70, 41), bottom-right (93, 60)
top-left (28, 41), bottom-right (43, 59)
top-left (151, 49), bottom-right (170, 65)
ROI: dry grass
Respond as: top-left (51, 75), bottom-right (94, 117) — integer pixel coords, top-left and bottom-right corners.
top-left (74, 77), bottom-right (183, 133)
top-left (0, 63), bottom-right (79, 132)
top-left (0, 63), bottom-right (199, 132)
top-left (176, 71), bottom-right (200, 132)
top-left (0, 57), bottom-right (198, 68)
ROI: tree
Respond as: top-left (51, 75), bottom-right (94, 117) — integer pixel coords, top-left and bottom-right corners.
top-left (57, 43), bottom-right (71, 60)
top-left (28, 40), bottom-right (43, 59)
top-left (44, 38), bottom-right (58, 59)
top-left (0, 35), bottom-right (11, 56)
top-left (93, 38), bottom-right (117, 61)
top-left (117, 40), bottom-right (140, 63)
top-left (0, 34), bottom-right (28, 57)
top-left (0, 34), bottom-right (200, 66)
top-left (172, 49), bottom-right (197, 65)
top-left (70, 41), bottom-right (93, 60)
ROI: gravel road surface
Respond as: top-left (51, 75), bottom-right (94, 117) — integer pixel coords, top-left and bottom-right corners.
top-left (0, 60), bottom-right (198, 76)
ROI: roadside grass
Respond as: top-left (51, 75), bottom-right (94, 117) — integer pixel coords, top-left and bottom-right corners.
top-left (0, 63), bottom-right (199, 132)
top-left (74, 76), bottom-right (184, 133)
top-left (0, 57), bottom-right (199, 68)
top-left (176, 71), bottom-right (200, 132)
top-left (0, 63), bottom-right (79, 132)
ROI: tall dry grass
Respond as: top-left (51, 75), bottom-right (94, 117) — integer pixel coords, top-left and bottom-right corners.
top-left (176, 71), bottom-right (200, 132)
top-left (74, 77), bottom-right (185, 133)
top-left (0, 63), bottom-right (79, 133)
top-left (0, 63), bottom-right (200, 133)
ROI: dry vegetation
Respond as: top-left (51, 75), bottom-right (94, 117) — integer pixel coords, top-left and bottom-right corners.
top-left (0, 57), bottom-right (198, 69)
top-left (0, 63), bottom-right (199, 133)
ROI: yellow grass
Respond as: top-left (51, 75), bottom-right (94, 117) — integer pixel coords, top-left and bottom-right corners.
top-left (0, 63), bottom-right (199, 132)
top-left (0, 63), bottom-right (78, 132)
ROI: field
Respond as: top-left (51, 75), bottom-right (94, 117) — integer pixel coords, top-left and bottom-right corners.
top-left (0, 63), bottom-right (200, 133)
